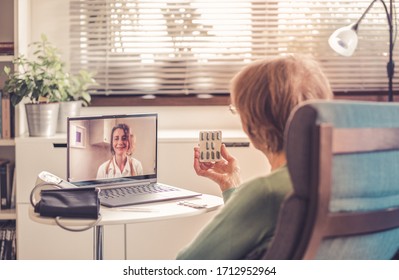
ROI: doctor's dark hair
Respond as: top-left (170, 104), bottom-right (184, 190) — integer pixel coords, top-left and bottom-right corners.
top-left (110, 123), bottom-right (132, 155)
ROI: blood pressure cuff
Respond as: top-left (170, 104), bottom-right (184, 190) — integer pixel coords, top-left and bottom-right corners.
top-left (33, 186), bottom-right (100, 219)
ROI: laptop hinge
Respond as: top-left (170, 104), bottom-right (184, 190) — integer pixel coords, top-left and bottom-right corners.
top-left (95, 179), bottom-right (156, 189)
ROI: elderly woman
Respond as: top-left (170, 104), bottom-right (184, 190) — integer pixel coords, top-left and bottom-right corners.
top-left (177, 54), bottom-right (333, 259)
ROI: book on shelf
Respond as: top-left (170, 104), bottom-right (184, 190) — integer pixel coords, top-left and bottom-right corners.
top-left (0, 90), bottom-right (2, 139)
top-left (9, 168), bottom-right (16, 209)
top-left (0, 220), bottom-right (16, 260)
top-left (0, 90), bottom-right (14, 139)
top-left (0, 159), bottom-right (14, 210)
top-left (0, 42), bottom-right (14, 56)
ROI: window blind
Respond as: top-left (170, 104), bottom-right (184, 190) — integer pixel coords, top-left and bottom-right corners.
top-left (69, 0), bottom-right (398, 96)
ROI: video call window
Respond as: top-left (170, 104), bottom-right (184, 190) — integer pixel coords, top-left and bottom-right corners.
top-left (68, 114), bottom-right (157, 183)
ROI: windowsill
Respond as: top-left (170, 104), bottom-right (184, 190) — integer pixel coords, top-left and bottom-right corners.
top-left (89, 94), bottom-right (231, 107)
top-left (158, 129), bottom-right (247, 142)
top-left (15, 129), bottom-right (248, 143)
top-left (87, 91), bottom-right (398, 107)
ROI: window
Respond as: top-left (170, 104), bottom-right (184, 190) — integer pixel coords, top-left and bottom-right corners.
top-left (69, 0), bottom-right (398, 101)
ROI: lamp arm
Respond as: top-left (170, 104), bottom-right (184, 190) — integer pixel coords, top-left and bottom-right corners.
top-left (377, 0), bottom-right (395, 102)
top-left (354, 1), bottom-right (393, 36)
top-left (340, 0), bottom-right (395, 101)
top-left (382, 0), bottom-right (395, 101)
top-left (379, 0), bottom-right (393, 31)
top-left (353, 0), bottom-right (379, 30)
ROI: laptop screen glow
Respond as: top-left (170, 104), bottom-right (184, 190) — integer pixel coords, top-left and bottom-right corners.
top-left (67, 113), bottom-right (158, 186)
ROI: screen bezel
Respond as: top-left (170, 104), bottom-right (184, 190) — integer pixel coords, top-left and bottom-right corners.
top-left (66, 113), bottom-right (158, 185)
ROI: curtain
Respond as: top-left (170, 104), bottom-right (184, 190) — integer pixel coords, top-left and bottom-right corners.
top-left (69, 0), bottom-right (398, 96)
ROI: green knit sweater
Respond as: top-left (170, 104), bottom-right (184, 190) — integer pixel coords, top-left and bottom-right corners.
top-left (176, 166), bottom-right (292, 259)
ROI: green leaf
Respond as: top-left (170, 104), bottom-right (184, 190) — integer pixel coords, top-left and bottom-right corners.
top-left (10, 95), bottom-right (23, 106)
top-left (4, 66), bottom-right (10, 75)
top-left (40, 33), bottom-right (48, 42)
top-left (3, 33), bottom-right (94, 105)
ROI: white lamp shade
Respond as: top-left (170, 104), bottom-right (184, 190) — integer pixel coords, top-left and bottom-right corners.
top-left (328, 24), bottom-right (358, 57)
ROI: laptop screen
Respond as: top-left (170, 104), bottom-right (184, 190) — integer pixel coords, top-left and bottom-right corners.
top-left (67, 113), bottom-right (158, 186)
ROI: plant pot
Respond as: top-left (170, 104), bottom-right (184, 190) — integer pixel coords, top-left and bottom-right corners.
top-left (25, 103), bottom-right (60, 137)
top-left (57, 101), bottom-right (82, 133)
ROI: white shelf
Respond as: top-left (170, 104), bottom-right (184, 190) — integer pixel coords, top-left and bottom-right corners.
top-left (0, 55), bottom-right (13, 62)
top-left (0, 209), bottom-right (16, 220)
top-left (158, 129), bottom-right (247, 142)
top-left (0, 138), bottom-right (15, 146)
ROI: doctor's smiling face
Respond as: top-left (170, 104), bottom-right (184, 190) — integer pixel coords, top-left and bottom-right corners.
top-left (113, 128), bottom-right (128, 155)
top-left (110, 123), bottom-right (131, 157)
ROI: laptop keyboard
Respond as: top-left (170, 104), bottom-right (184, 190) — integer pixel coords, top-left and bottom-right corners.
top-left (99, 183), bottom-right (177, 200)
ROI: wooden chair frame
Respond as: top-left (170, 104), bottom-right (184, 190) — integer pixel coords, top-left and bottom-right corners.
top-left (298, 124), bottom-right (399, 259)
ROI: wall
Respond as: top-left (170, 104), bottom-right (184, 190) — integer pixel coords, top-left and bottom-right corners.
top-left (30, 0), bottom-right (70, 62)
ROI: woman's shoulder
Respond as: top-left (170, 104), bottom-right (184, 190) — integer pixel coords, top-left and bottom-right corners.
top-left (129, 156), bottom-right (142, 165)
top-left (223, 166), bottom-right (292, 218)
top-left (239, 166), bottom-right (292, 197)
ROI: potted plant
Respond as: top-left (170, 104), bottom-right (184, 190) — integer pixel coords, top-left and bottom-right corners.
top-left (3, 34), bottom-right (95, 136)
top-left (57, 69), bottom-right (96, 133)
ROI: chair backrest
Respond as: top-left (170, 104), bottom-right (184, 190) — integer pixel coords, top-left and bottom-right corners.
top-left (263, 100), bottom-right (399, 259)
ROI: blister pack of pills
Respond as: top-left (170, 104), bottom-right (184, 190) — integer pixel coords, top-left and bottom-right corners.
top-left (178, 200), bottom-right (208, 209)
top-left (199, 130), bottom-right (222, 162)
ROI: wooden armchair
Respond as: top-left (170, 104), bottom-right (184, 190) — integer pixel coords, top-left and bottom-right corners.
top-left (263, 100), bottom-right (399, 259)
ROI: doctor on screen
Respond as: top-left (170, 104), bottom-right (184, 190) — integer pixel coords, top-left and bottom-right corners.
top-left (96, 123), bottom-right (143, 179)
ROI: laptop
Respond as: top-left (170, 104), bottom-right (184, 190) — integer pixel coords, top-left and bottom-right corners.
top-left (67, 113), bottom-right (201, 207)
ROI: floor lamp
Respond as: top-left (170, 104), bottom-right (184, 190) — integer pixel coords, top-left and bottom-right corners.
top-left (328, 0), bottom-right (395, 102)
